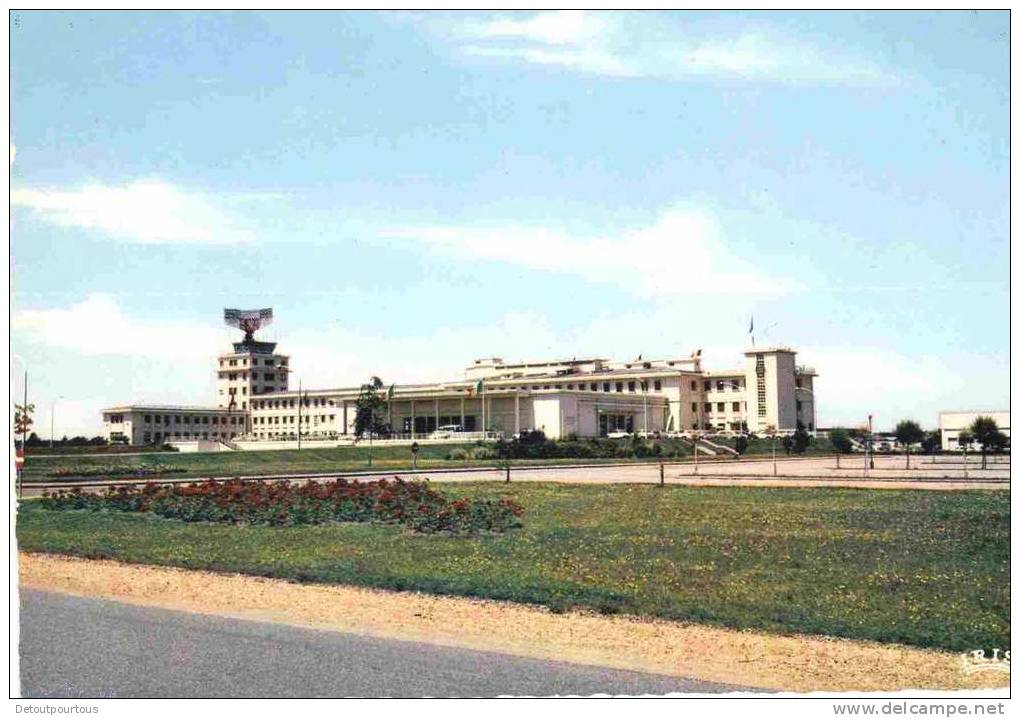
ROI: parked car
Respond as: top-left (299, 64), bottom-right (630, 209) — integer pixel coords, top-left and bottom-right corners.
top-left (429, 424), bottom-right (463, 439)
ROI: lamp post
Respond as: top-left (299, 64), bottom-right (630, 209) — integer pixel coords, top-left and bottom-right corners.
top-left (278, 366), bottom-right (302, 449)
top-left (764, 425), bottom-right (778, 477)
top-left (50, 395), bottom-right (65, 449)
top-left (868, 414), bottom-right (875, 472)
top-left (691, 430), bottom-right (700, 474)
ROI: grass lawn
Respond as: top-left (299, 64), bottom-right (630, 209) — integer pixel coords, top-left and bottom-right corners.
top-left (17, 483), bottom-right (1008, 652)
top-left (20, 443), bottom-right (484, 482)
top-left (25, 444), bottom-right (169, 456)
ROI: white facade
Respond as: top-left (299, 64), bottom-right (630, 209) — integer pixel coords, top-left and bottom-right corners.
top-left (103, 325), bottom-right (818, 445)
top-left (939, 410), bottom-right (1010, 451)
top-left (101, 405), bottom-right (244, 445)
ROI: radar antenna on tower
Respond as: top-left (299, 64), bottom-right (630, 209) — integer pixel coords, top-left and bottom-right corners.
top-left (224, 308), bottom-right (276, 354)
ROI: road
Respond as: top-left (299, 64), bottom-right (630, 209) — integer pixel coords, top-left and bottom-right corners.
top-left (19, 589), bottom-right (741, 697)
top-left (21, 454), bottom-right (1009, 496)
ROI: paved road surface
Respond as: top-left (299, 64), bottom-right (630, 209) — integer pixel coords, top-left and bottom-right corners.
top-left (19, 589), bottom-right (741, 697)
top-left (20, 455), bottom-right (1008, 497)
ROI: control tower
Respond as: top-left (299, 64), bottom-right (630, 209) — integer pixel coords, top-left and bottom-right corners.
top-left (216, 308), bottom-right (290, 411)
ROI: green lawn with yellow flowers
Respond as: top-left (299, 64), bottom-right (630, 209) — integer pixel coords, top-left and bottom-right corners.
top-left (17, 482), bottom-right (1008, 652)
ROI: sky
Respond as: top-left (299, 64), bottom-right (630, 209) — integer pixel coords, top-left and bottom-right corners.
top-left (9, 10), bottom-right (1010, 436)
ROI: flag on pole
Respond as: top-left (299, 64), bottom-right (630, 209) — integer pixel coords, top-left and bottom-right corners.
top-left (749, 315), bottom-right (755, 346)
top-left (387, 384), bottom-right (395, 400)
top-left (476, 379), bottom-right (484, 394)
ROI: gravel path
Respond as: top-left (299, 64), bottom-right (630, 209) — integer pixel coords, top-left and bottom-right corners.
top-left (18, 553), bottom-right (1008, 693)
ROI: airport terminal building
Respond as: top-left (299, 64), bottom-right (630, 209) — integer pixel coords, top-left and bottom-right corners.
top-left (102, 313), bottom-right (818, 446)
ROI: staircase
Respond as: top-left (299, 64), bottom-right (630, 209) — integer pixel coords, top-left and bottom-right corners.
top-left (699, 438), bottom-right (739, 457)
top-left (681, 437), bottom-right (717, 456)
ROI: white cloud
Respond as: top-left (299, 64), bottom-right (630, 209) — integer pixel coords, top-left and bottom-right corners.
top-left (674, 33), bottom-right (894, 86)
top-left (382, 206), bottom-right (798, 297)
top-left (461, 11), bottom-right (607, 45)
top-left (12, 293), bottom-right (222, 360)
top-left (462, 44), bottom-right (637, 78)
top-left (452, 12), bottom-right (899, 86)
top-left (284, 311), bottom-right (564, 391)
top-left (11, 180), bottom-right (255, 244)
top-left (799, 345), bottom-right (966, 429)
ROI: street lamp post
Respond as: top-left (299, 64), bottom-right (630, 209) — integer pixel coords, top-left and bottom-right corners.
top-left (50, 395), bottom-right (65, 449)
top-left (691, 430), bottom-right (700, 474)
top-left (764, 425), bottom-right (778, 477)
top-left (278, 366), bottom-right (302, 449)
top-left (868, 414), bottom-right (875, 472)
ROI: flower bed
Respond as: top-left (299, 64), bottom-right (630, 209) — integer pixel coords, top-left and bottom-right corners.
top-left (38, 477), bottom-right (524, 534)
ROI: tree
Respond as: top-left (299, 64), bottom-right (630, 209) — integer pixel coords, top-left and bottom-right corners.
top-left (354, 376), bottom-right (389, 437)
top-left (14, 402), bottom-right (34, 443)
top-left (792, 421), bottom-right (811, 454)
top-left (970, 416), bottom-right (1006, 469)
top-left (920, 430), bottom-right (941, 458)
top-left (957, 429), bottom-right (973, 452)
top-left (894, 419), bottom-right (924, 469)
top-left (829, 428), bottom-right (853, 454)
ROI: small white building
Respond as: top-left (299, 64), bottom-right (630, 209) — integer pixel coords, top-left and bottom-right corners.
top-left (939, 410), bottom-right (1010, 451)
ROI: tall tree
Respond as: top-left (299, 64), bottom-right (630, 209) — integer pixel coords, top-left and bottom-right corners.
top-left (14, 402), bottom-right (34, 447)
top-left (969, 416), bottom-right (1006, 470)
top-left (957, 429), bottom-right (973, 453)
top-left (792, 421), bottom-right (811, 454)
top-left (920, 430), bottom-right (941, 462)
top-left (894, 420), bottom-right (924, 469)
top-left (828, 428), bottom-right (853, 455)
top-left (354, 376), bottom-right (388, 437)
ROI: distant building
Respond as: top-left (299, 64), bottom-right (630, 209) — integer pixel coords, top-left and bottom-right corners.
top-left (102, 313), bottom-right (819, 445)
top-left (939, 410), bottom-right (1010, 451)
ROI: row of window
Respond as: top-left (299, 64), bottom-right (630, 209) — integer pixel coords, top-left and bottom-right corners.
top-left (697, 381), bottom-right (746, 391)
top-left (691, 402), bottom-right (743, 413)
top-left (251, 397), bottom-right (336, 410)
top-left (143, 414), bottom-right (240, 425)
top-left (223, 372), bottom-right (281, 381)
top-left (254, 415), bottom-right (334, 425)
top-left (143, 431), bottom-right (238, 442)
top-left (252, 431), bottom-right (336, 440)
top-left (220, 357), bottom-right (286, 368)
top-left (501, 379), bottom-right (664, 393)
